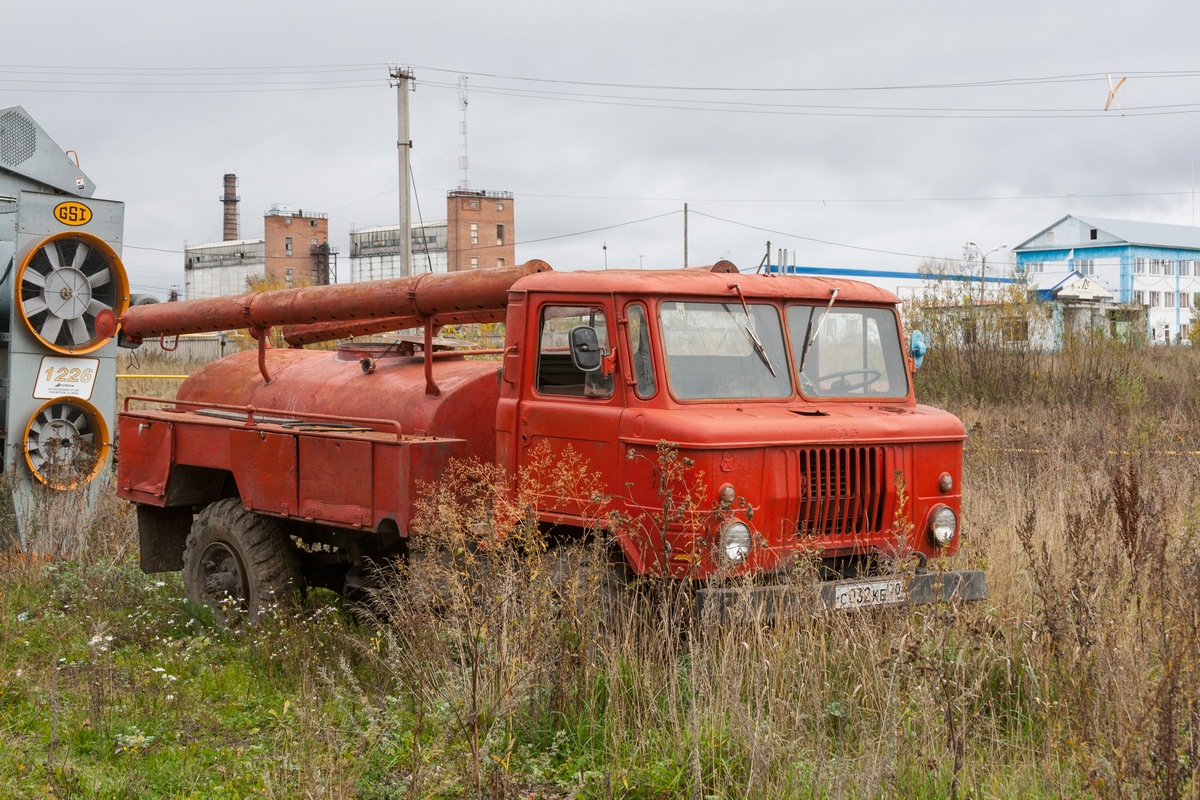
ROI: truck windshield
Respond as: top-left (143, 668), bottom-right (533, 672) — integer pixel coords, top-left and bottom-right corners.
top-left (660, 301), bottom-right (792, 400)
top-left (787, 305), bottom-right (909, 399)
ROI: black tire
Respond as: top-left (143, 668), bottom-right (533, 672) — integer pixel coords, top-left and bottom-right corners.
top-left (551, 539), bottom-right (637, 634)
top-left (183, 499), bottom-right (303, 624)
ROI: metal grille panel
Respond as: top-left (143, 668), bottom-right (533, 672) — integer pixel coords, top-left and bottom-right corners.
top-left (794, 446), bottom-right (887, 538)
top-left (1, 110), bottom-right (36, 166)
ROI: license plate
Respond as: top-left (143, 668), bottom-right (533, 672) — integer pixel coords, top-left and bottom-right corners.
top-left (831, 578), bottom-right (906, 610)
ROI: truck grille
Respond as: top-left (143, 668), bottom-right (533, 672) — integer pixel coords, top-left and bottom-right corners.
top-left (791, 446), bottom-right (888, 538)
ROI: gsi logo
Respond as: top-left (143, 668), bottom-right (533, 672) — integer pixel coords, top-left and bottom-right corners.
top-left (53, 201), bottom-right (92, 227)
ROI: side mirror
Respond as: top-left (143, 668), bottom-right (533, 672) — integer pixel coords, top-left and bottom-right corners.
top-left (909, 330), bottom-right (928, 369)
top-left (569, 325), bottom-right (603, 372)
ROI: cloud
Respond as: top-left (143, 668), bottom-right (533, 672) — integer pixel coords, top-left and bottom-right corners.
top-left (4, 0), bottom-right (1200, 294)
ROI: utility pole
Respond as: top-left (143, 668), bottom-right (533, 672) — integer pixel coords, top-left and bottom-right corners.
top-left (683, 202), bottom-right (688, 268)
top-left (390, 65), bottom-right (414, 277)
top-left (969, 241), bottom-right (1007, 304)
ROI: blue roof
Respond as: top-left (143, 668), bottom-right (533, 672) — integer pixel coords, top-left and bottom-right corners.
top-left (766, 264), bottom-right (1015, 284)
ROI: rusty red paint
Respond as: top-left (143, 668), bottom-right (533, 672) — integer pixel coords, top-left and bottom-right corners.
top-left (116, 263), bottom-right (968, 588)
top-left (120, 259), bottom-right (551, 342)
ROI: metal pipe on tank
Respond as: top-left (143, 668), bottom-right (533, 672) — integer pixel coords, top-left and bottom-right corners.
top-left (119, 259), bottom-right (551, 343)
top-left (282, 307), bottom-right (507, 347)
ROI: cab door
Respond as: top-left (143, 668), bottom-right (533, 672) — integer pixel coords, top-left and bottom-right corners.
top-left (515, 299), bottom-right (623, 526)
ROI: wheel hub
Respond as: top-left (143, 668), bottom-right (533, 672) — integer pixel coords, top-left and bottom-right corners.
top-left (200, 542), bottom-right (249, 606)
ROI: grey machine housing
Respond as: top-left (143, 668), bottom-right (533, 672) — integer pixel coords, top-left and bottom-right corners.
top-left (0, 105), bottom-right (127, 550)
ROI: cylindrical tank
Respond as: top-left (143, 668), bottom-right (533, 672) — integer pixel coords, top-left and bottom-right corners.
top-left (176, 346), bottom-right (502, 463)
top-left (120, 259), bottom-right (550, 342)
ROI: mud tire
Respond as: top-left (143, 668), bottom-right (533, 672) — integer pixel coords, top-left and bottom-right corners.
top-left (182, 499), bottom-right (303, 624)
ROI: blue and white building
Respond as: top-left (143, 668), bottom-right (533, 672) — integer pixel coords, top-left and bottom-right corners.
top-left (763, 264), bottom-right (1013, 300)
top-left (1013, 215), bottom-right (1200, 344)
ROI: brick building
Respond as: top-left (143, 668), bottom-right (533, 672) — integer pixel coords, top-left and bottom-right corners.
top-left (446, 189), bottom-right (515, 272)
top-left (263, 205), bottom-right (334, 286)
top-left (185, 175), bottom-right (337, 299)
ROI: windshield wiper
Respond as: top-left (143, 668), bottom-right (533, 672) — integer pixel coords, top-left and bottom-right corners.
top-left (798, 287), bottom-right (839, 373)
top-left (730, 285), bottom-right (776, 377)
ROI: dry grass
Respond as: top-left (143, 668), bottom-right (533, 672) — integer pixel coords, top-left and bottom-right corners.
top-left (4, 340), bottom-right (1200, 797)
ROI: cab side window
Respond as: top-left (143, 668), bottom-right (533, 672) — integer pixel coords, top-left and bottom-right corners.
top-left (627, 303), bottom-right (657, 399)
top-left (536, 305), bottom-right (613, 397)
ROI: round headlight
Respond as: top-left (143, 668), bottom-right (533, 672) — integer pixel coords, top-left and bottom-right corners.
top-left (720, 520), bottom-right (752, 565)
top-left (928, 505), bottom-right (958, 547)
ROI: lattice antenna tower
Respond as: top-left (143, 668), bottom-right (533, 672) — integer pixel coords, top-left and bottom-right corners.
top-left (458, 74), bottom-right (470, 192)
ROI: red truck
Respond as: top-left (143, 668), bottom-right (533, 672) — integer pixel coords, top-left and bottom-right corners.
top-left (112, 260), bottom-right (984, 619)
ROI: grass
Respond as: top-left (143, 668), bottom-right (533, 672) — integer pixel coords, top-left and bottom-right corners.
top-left (2, 344), bottom-right (1200, 797)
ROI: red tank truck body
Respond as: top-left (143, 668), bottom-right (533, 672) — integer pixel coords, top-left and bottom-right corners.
top-left (115, 260), bottom-right (984, 617)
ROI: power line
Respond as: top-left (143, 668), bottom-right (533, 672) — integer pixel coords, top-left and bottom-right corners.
top-left (513, 189), bottom-right (1194, 204)
top-left (4, 62), bottom-right (1200, 117)
top-left (514, 211), bottom-right (681, 246)
top-left (689, 209), bottom-right (956, 264)
top-left (412, 65), bottom-right (1200, 94)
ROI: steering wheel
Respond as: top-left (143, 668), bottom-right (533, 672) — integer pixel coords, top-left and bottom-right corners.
top-left (815, 368), bottom-right (882, 393)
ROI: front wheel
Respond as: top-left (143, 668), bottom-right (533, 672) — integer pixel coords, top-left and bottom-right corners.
top-left (183, 499), bottom-right (303, 623)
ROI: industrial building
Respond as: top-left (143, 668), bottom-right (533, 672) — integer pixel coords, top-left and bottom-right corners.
top-left (349, 220), bottom-right (449, 281)
top-left (184, 175), bottom-right (336, 300)
top-left (1013, 215), bottom-right (1200, 343)
top-left (347, 189), bottom-right (515, 282)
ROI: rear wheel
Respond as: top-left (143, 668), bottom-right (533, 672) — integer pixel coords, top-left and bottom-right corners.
top-left (183, 499), bottom-right (302, 624)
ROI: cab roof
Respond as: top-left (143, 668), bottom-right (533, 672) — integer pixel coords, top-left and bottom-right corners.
top-left (512, 267), bottom-right (901, 306)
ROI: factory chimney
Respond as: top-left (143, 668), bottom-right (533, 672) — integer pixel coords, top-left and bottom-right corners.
top-left (221, 173), bottom-right (240, 241)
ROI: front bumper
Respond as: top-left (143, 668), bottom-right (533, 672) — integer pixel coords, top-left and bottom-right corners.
top-left (694, 569), bottom-right (987, 622)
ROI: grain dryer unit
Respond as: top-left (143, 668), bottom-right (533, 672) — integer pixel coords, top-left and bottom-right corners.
top-left (0, 106), bottom-right (129, 548)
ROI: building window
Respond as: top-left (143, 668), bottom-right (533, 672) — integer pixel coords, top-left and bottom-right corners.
top-left (469, 200), bottom-right (479, 210)
top-left (1151, 258), bottom-right (1170, 276)
top-left (1149, 291), bottom-right (1161, 308)
top-left (470, 257), bottom-right (479, 269)
top-left (1135, 258), bottom-right (1147, 275)
top-left (1182, 293), bottom-right (1192, 309)
top-left (1133, 290), bottom-right (1146, 305)
top-left (1002, 317), bottom-right (1029, 343)
top-left (285, 267), bottom-right (294, 287)
top-left (1181, 261), bottom-right (1192, 277)
top-left (496, 202), bottom-right (504, 211)
top-left (1166, 292), bottom-right (1176, 308)
top-left (497, 257), bottom-right (505, 268)
top-left (496, 224), bottom-right (505, 245)
top-left (470, 223), bottom-right (478, 245)
top-left (1089, 228), bottom-right (1098, 240)
top-left (285, 237), bottom-right (293, 256)
top-left (1077, 259), bottom-right (1095, 276)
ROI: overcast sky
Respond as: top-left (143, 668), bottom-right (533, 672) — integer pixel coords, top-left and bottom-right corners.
top-left (4, 1), bottom-right (1200, 298)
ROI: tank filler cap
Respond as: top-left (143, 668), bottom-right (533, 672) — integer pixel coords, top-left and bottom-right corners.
top-left (94, 308), bottom-right (117, 339)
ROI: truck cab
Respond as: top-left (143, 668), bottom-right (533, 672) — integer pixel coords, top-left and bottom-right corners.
top-left (497, 269), bottom-right (981, 610)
